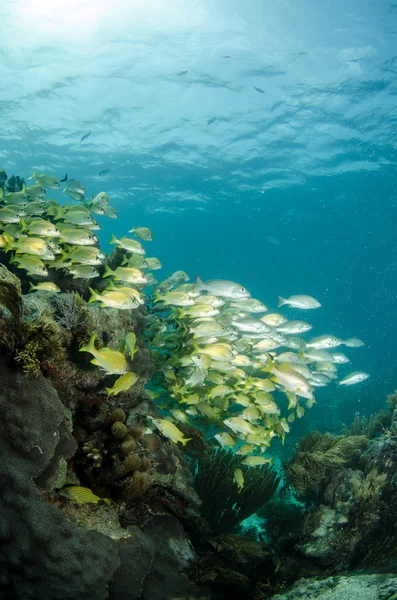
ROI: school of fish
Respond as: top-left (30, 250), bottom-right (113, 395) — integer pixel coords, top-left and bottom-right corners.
top-left (0, 169), bottom-right (370, 467)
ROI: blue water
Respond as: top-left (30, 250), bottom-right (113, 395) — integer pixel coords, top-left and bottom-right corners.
top-left (1, 0), bottom-right (397, 441)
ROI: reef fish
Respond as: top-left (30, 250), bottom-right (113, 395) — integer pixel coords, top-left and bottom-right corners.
top-left (149, 417), bottom-right (192, 446)
top-left (195, 276), bottom-right (250, 299)
top-left (277, 295), bottom-right (321, 309)
top-left (338, 372), bottom-right (370, 386)
top-left (233, 468), bottom-right (244, 492)
top-left (59, 486), bottom-right (111, 505)
top-left (30, 170), bottom-right (60, 190)
top-left (79, 334), bottom-right (128, 374)
top-left (106, 371), bottom-right (138, 397)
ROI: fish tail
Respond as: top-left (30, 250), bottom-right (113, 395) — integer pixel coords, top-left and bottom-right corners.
top-left (180, 437), bottom-right (193, 446)
top-left (19, 220), bottom-right (27, 233)
top-left (277, 296), bottom-right (287, 308)
top-left (88, 287), bottom-right (100, 304)
top-left (29, 169), bottom-right (38, 180)
top-left (103, 265), bottom-right (114, 278)
top-left (28, 282), bottom-right (36, 292)
top-left (104, 498), bottom-right (112, 506)
top-left (195, 275), bottom-right (207, 293)
top-left (79, 333), bottom-right (97, 353)
top-left (109, 234), bottom-right (118, 245)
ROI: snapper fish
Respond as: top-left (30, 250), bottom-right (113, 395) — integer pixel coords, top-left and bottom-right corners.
top-left (338, 372), bottom-right (370, 386)
top-left (110, 234), bottom-right (145, 255)
top-left (88, 288), bottom-right (141, 310)
top-left (195, 276), bottom-right (250, 299)
top-left (306, 335), bottom-right (343, 350)
top-left (129, 226), bottom-right (153, 241)
top-left (30, 170), bottom-right (60, 190)
top-left (277, 295), bottom-right (321, 309)
top-left (29, 282), bottom-right (60, 293)
top-left (79, 334), bottom-right (128, 374)
top-left (233, 468), bottom-right (244, 493)
top-left (106, 372), bottom-right (138, 397)
top-left (343, 337), bottom-right (365, 348)
top-left (59, 486), bottom-right (111, 505)
top-left (148, 417), bottom-right (192, 446)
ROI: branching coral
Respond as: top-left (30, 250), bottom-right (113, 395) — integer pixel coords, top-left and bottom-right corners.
top-left (284, 431), bottom-right (367, 495)
top-left (193, 448), bottom-right (279, 534)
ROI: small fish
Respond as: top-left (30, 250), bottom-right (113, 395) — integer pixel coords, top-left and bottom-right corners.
top-left (330, 352), bottom-right (350, 364)
top-left (176, 70), bottom-right (188, 75)
top-left (79, 334), bottom-right (128, 374)
top-left (124, 332), bottom-right (139, 358)
top-left (9, 237), bottom-right (51, 257)
top-left (235, 444), bottom-right (256, 455)
top-left (149, 417), bottom-right (192, 446)
top-left (60, 228), bottom-right (97, 246)
top-left (59, 485), bottom-right (111, 505)
top-left (11, 254), bottom-right (48, 276)
top-left (144, 257), bottom-right (162, 270)
top-left (267, 362), bottom-right (314, 400)
top-left (129, 227), bottom-right (153, 241)
top-left (195, 276), bottom-right (250, 299)
top-left (242, 456), bottom-right (273, 467)
top-left (79, 131), bottom-right (91, 144)
top-left (230, 298), bottom-right (268, 313)
top-left (29, 282), bottom-right (61, 293)
top-left (0, 207), bottom-right (21, 223)
top-left (277, 295), bottom-right (321, 310)
top-left (30, 170), bottom-right (60, 190)
top-left (69, 265), bottom-right (99, 279)
top-left (233, 468), bottom-right (244, 493)
top-left (26, 184), bottom-right (46, 200)
top-left (25, 219), bottom-right (60, 237)
top-left (106, 371), bottom-right (138, 397)
top-left (99, 168), bottom-right (110, 176)
top-left (261, 313), bottom-right (288, 326)
top-left (343, 337), bottom-right (365, 348)
top-left (91, 191), bottom-right (109, 207)
top-left (66, 179), bottom-right (85, 194)
top-left (154, 291), bottom-right (195, 307)
top-left (306, 335), bottom-right (343, 350)
top-left (105, 281), bottom-right (144, 305)
top-left (103, 205), bottom-right (118, 219)
top-left (63, 211), bottom-right (95, 227)
top-left (338, 372), bottom-right (370, 386)
top-left (104, 265), bottom-right (147, 285)
top-left (276, 320), bottom-right (312, 334)
top-left (110, 234), bottom-right (145, 254)
top-left (214, 432), bottom-right (236, 448)
top-left (88, 288), bottom-right (140, 310)
top-left (253, 85), bottom-right (265, 94)
top-left (63, 187), bottom-right (84, 202)
top-left (207, 117), bottom-right (216, 125)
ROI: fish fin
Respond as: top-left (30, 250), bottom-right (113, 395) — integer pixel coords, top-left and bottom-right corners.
top-left (195, 275), bottom-right (207, 293)
top-left (180, 437), bottom-right (193, 446)
top-left (28, 282), bottom-right (36, 292)
top-left (103, 265), bottom-right (114, 278)
top-left (109, 234), bottom-right (118, 245)
top-left (79, 333), bottom-right (97, 354)
top-left (60, 173), bottom-right (68, 182)
top-left (88, 287), bottom-right (100, 304)
top-left (277, 296), bottom-right (287, 308)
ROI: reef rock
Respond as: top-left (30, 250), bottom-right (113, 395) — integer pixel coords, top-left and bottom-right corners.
top-left (269, 573), bottom-right (397, 600)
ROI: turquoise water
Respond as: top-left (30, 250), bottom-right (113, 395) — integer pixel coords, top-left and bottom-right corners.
top-left (1, 0), bottom-right (397, 436)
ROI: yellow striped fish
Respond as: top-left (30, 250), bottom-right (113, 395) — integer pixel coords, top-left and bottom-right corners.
top-left (106, 371), bottom-right (138, 397)
top-left (59, 486), bottom-right (111, 505)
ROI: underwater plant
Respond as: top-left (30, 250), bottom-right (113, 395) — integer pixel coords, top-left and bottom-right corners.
top-left (284, 431), bottom-right (367, 496)
top-left (52, 292), bottom-right (88, 331)
top-left (193, 448), bottom-right (279, 534)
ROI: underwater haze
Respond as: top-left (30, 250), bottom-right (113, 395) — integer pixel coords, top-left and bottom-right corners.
top-left (1, 0), bottom-right (397, 429)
